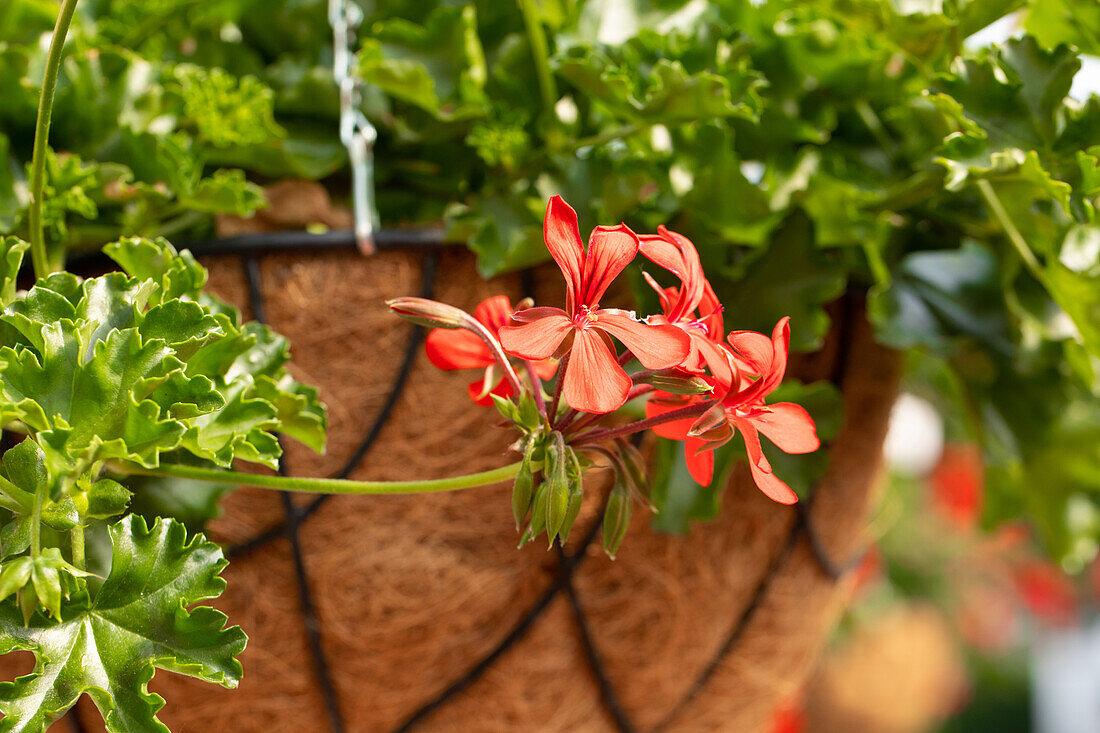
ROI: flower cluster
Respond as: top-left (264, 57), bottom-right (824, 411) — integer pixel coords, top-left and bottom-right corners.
top-left (390, 197), bottom-right (820, 552)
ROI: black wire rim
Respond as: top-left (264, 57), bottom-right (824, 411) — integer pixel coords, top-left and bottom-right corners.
top-left (63, 228), bottom-right (866, 733)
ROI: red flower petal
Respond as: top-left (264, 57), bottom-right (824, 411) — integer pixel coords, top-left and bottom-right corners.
top-left (685, 438), bottom-right (715, 485)
top-left (733, 416), bottom-right (798, 504)
top-left (564, 328), bottom-right (632, 414)
top-left (726, 330), bottom-right (774, 374)
top-left (752, 402), bottom-right (820, 455)
top-left (532, 358), bottom-right (559, 380)
top-left (727, 316), bottom-right (791, 405)
top-left (511, 306), bottom-right (569, 323)
top-left (638, 226), bottom-right (705, 322)
top-left (580, 224), bottom-right (640, 307)
top-left (473, 294), bottom-right (514, 334)
top-left (644, 396), bottom-right (696, 440)
top-left (699, 280), bottom-right (724, 340)
top-left (499, 315), bottom-right (573, 361)
top-left (545, 196), bottom-right (585, 315)
top-left (467, 374), bottom-right (514, 407)
top-left (695, 336), bottom-right (736, 393)
top-left (595, 309), bottom-right (690, 370)
top-left (425, 328), bottom-right (493, 371)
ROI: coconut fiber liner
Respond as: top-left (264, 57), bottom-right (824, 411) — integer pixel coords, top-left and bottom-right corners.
top-left (41, 242), bottom-right (901, 733)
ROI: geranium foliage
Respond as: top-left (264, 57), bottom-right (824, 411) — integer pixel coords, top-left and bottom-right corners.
top-left (0, 234), bottom-right (325, 730)
top-left (0, 515), bottom-right (245, 733)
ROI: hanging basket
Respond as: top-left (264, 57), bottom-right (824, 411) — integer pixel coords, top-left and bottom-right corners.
top-left (59, 229), bottom-right (899, 733)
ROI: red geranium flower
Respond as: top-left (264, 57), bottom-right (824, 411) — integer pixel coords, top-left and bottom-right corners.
top-left (426, 294), bottom-right (556, 406)
top-left (639, 226), bottom-right (734, 388)
top-left (688, 317), bottom-right (820, 503)
top-left (768, 697), bottom-right (806, 733)
top-left (645, 389), bottom-right (720, 485)
top-left (929, 444), bottom-right (984, 528)
top-left (1013, 561), bottom-right (1079, 628)
top-left (499, 197), bottom-right (690, 414)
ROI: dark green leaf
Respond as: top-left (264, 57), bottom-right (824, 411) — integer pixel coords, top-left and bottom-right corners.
top-left (0, 515), bottom-right (246, 732)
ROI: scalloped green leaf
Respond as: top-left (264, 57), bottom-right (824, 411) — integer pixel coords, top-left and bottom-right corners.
top-left (0, 515), bottom-right (246, 733)
top-left (0, 238), bottom-right (26, 307)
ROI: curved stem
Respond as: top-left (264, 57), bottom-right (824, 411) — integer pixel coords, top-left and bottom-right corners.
top-left (516, 0), bottom-right (557, 113)
top-left (28, 0), bottom-right (80, 278)
top-left (572, 400), bottom-right (714, 446)
top-left (465, 318), bottom-right (525, 400)
top-left (70, 526), bottom-right (85, 571)
top-left (549, 351), bottom-right (570, 427)
top-left (976, 179), bottom-right (1046, 281)
top-left (523, 360), bottom-right (547, 416)
top-left (123, 461), bottom-right (522, 495)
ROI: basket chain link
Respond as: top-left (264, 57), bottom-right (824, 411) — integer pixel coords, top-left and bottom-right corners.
top-left (330, 0), bottom-right (379, 254)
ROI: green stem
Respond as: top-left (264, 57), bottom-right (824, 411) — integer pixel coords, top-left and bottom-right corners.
top-left (70, 526), bottom-right (85, 571)
top-left (126, 461), bottom-right (523, 495)
top-left (28, 0), bottom-right (80, 278)
top-left (516, 0), bottom-right (557, 113)
top-left (976, 179), bottom-right (1047, 283)
top-left (29, 490), bottom-right (43, 557)
top-left (571, 124), bottom-right (640, 151)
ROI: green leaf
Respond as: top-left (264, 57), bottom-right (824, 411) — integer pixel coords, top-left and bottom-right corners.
top-left (869, 242), bottom-right (1013, 353)
top-left (555, 28), bottom-right (761, 124)
top-left (84, 479), bottom-right (132, 521)
top-left (174, 65), bottom-right (283, 149)
top-left (1025, 0), bottom-right (1100, 56)
top-left (712, 211), bottom-right (847, 352)
top-left (0, 238), bottom-right (27, 309)
top-left (1, 239), bottom-right (325, 484)
top-left (0, 515), bottom-right (246, 732)
top-left (357, 5), bottom-right (490, 120)
top-left (0, 135), bottom-right (22, 234)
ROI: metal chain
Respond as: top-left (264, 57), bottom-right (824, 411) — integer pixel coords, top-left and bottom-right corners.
top-left (330, 0), bottom-right (379, 254)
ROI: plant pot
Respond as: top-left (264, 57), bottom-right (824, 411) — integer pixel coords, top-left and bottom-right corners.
top-left (64, 242), bottom-right (900, 733)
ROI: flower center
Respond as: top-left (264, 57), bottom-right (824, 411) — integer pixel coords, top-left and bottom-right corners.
top-left (576, 304), bottom-right (600, 326)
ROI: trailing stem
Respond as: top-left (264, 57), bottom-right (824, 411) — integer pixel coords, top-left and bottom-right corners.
top-left (28, 0), bottom-right (81, 277)
top-left (122, 461), bottom-right (524, 495)
top-left (976, 179), bottom-right (1046, 283)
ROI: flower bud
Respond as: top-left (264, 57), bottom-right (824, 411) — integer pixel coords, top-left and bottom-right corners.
top-left (386, 297), bottom-right (472, 329)
top-left (602, 484), bottom-right (632, 559)
top-left (544, 433), bottom-right (570, 545)
top-left (617, 442), bottom-right (654, 511)
top-left (557, 484), bottom-right (584, 544)
top-left (688, 402), bottom-right (729, 437)
top-left (518, 480), bottom-right (550, 548)
top-left (634, 372), bottom-right (713, 395)
top-left (512, 440), bottom-right (538, 529)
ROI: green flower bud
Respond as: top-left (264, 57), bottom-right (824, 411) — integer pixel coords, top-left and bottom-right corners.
top-left (634, 372), bottom-right (713, 395)
top-left (512, 442), bottom-right (537, 529)
top-left (545, 433), bottom-right (570, 545)
top-left (602, 485), bottom-right (633, 560)
top-left (518, 480), bottom-right (550, 548)
top-left (558, 485), bottom-right (584, 545)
